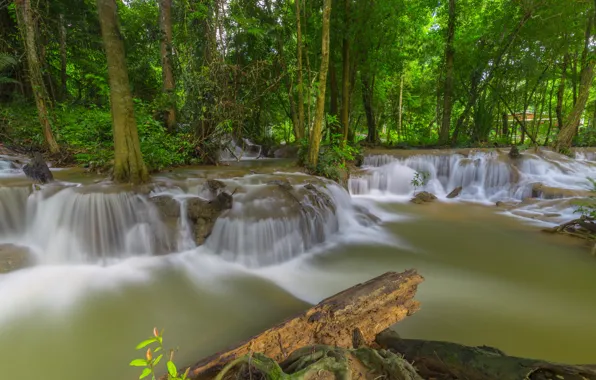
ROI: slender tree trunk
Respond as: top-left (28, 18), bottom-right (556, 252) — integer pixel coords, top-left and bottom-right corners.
top-left (159, 0), bottom-right (176, 131)
top-left (96, 0), bottom-right (149, 184)
top-left (59, 13), bottom-right (67, 101)
top-left (439, 0), bottom-right (455, 145)
top-left (340, 0), bottom-right (350, 145)
top-left (502, 113), bottom-right (508, 141)
top-left (571, 52), bottom-right (578, 107)
top-left (592, 99), bottom-right (596, 130)
top-left (295, 0), bottom-right (305, 140)
top-left (544, 80), bottom-right (555, 145)
top-left (15, 0), bottom-right (60, 154)
top-left (307, 0), bottom-right (332, 167)
top-left (362, 73), bottom-right (377, 143)
top-left (555, 6), bottom-right (595, 153)
top-left (397, 74), bottom-right (404, 142)
top-left (329, 63), bottom-right (339, 137)
top-left (556, 54), bottom-right (569, 130)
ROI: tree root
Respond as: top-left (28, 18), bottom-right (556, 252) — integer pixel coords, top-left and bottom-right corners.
top-left (542, 217), bottom-right (596, 254)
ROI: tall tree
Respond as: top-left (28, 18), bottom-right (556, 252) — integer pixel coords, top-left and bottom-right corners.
top-left (439, 0), bottom-right (455, 145)
top-left (340, 0), bottom-right (350, 144)
top-left (159, 0), bottom-right (176, 131)
top-left (96, 0), bottom-right (149, 184)
top-left (15, 0), bottom-right (60, 154)
top-left (555, 2), bottom-right (596, 153)
top-left (295, 0), bottom-right (305, 140)
top-left (307, 0), bottom-right (332, 167)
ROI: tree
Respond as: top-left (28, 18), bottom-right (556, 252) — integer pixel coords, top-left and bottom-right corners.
top-left (307, 0), bottom-right (332, 167)
top-left (14, 0), bottom-right (60, 154)
top-left (295, 0), bottom-right (305, 140)
top-left (96, 0), bottom-right (149, 184)
top-left (439, 0), bottom-right (455, 145)
top-left (159, 0), bottom-right (176, 131)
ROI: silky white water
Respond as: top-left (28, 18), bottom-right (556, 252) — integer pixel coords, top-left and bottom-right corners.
top-left (1, 152), bottom-right (596, 380)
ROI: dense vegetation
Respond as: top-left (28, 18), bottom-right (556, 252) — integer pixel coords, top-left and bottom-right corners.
top-left (0, 0), bottom-right (595, 182)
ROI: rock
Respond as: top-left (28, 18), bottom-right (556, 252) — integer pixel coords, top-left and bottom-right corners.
top-left (0, 244), bottom-right (33, 273)
top-left (508, 145), bottom-right (521, 159)
top-left (410, 191), bottom-right (437, 204)
top-left (22, 152), bottom-right (53, 184)
top-left (273, 145), bottom-right (299, 159)
top-left (204, 179), bottom-right (226, 195)
top-left (495, 201), bottom-right (519, 210)
top-left (446, 186), bottom-right (462, 199)
top-left (187, 192), bottom-right (233, 245)
top-left (531, 183), bottom-right (592, 199)
top-left (268, 179), bottom-right (293, 191)
top-left (150, 195), bottom-right (181, 218)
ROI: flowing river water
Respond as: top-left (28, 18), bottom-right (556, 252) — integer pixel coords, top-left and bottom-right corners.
top-left (1, 148), bottom-right (596, 380)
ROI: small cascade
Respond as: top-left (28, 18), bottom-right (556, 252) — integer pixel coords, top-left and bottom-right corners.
top-left (0, 186), bottom-right (173, 264)
top-left (203, 175), bottom-right (365, 267)
top-left (0, 157), bottom-right (19, 176)
top-left (350, 150), bottom-right (596, 202)
top-left (220, 138), bottom-right (262, 161)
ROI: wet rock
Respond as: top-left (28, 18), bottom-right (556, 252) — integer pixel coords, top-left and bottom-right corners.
top-left (268, 179), bottom-right (293, 191)
top-left (187, 192), bottom-right (233, 245)
top-left (273, 145), bottom-right (299, 159)
top-left (22, 152), bottom-right (53, 184)
top-left (410, 191), bottom-right (437, 204)
top-left (0, 244), bottom-right (33, 273)
top-left (150, 195), bottom-right (181, 218)
top-left (531, 183), bottom-right (592, 199)
top-left (508, 145), bottom-right (521, 159)
top-left (446, 186), bottom-right (463, 199)
top-left (204, 179), bottom-right (226, 195)
top-left (495, 201), bottom-right (519, 210)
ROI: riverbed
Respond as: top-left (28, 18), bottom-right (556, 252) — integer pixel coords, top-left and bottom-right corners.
top-left (0, 149), bottom-right (595, 380)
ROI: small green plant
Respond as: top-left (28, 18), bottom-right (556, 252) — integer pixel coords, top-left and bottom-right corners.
top-left (130, 328), bottom-right (189, 380)
top-left (574, 177), bottom-right (596, 219)
top-left (410, 171), bottom-right (430, 192)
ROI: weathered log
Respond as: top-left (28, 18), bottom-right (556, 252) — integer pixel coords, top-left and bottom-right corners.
top-left (185, 270), bottom-right (423, 380)
top-left (376, 330), bottom-right (596, 380)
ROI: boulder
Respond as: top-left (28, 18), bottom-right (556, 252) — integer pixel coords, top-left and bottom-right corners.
top-left (410, 191), bottom-right (437, 204)
top-left (0, 244), bottom-right (33, 273)
top-left (204, 179), bottom-right (226, 195)
top-left (273, 145), bottom-right (299, 159)
top-left (446, 186), bottom-right (462, 199)
top-left (508, 145), bottom-right (521, 159)
top-left (22, 152), bottom-right (53, 184)
top-left (187, 192), bottom-right (233, 245)
top-left (150, 195), bottom-right (181, 218)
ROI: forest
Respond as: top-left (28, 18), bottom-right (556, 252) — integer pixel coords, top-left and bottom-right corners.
top-left (0, 0), bottom-right (595, 183)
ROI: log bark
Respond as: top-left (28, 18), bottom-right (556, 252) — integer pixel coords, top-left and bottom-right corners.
top-left (376, 330), bottom-right (596, 380)
top-left (185, 270), bottom-right (423, 380)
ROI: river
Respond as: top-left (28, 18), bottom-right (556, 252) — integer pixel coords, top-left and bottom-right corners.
top-left (0, 148), bottom-right (595, 380)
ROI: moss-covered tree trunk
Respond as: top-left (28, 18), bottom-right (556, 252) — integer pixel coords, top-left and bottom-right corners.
top-left (59, 13), bottom-right (67, 101)
top-left (96, 0), bottom-right (149, 184)
top-left (159, 0), bottom-right (176, 131)
top-left (556, 53), bottom-right (568, 130)
top-left (439, 0), bottom-right (455, 145)
top-left (307, 0), bottom-right (332, 167)
top-left (340, 0), bottom-right (350, 145)
top-left (15, 0), bottom-right (60, 154)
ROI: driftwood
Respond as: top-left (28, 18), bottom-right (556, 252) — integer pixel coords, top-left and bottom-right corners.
top-left (184, 270), bottom-right (423, 380)
top-left (542, 217), bottom-right (596, 254)
top-left (376, 330), bottom-right (596, 380)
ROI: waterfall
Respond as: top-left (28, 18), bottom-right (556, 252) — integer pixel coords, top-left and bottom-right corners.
top-left (0, 186), bottom-right (173, 264)
top-left (219, 138), bottom-right (262, 161)
top-left (350, 151), bottom-right (596, 202)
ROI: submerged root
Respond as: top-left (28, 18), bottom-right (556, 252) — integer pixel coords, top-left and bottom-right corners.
top-left (543, 217), bottom-right (596, 254)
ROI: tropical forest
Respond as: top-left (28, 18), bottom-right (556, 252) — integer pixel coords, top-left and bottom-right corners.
top-left (1, 0), bottom-right (596, 379)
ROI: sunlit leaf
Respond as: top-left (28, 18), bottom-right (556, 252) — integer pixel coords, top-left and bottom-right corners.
top-left (136, 338), bottom-right (157, 350)
top-left (167, 361), bottom-right (177, 377)
top-left (139, 368), bottom-right (152, 379)
top-left (130, 359), bottom-right (148, 367)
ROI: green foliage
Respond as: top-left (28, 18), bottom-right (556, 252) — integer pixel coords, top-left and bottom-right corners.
top-left (130, 328), bottom-right (189, 380)
top-left (299, 134), bottom-right (362, 182)
top-left (410, 171), bottom-right (430, 191)
top-left (574, 177), bottom-right (596, 219)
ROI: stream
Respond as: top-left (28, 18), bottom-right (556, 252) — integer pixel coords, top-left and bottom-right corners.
top-left (0, 148), bottom-right (596, 380)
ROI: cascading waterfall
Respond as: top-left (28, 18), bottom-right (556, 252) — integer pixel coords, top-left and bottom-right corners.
top-left (0, 186), bottom-right (173, 264)
top-left (350, 151), bottom-right (596, 202)
top-left (219, 138), bottom-right (262, 161)
top-left (0, 158), bottom-right (19, 176)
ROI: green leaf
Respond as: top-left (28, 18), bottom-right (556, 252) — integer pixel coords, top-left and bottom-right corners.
top-left (153, 354), bottom-right (163, 367)
top-left (140, 368), bottom-right (152, 379)
top-left (154, 347), bottom-right (162, 353)
top-left (136, 338), bottom-right (157, 350)
top-left (167, 361), bottom-right (177, 378)
top-left (130, 359), bottom-right (148, 367)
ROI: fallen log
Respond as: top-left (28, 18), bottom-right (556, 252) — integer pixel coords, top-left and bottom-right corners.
top-left (376, 330), bottom-right (596, 380)
top-left (185, 270), bottom-right (423, 380)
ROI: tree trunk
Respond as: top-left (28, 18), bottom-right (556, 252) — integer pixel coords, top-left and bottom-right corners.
top-left (59, 13), bottom-right (67, 101)
top-left (159, 0), bottom-right (176, 131)
top-left (439, 0), bottom-right (455, 145)
top-left (544, 80), bottom-right (555, 145)
top-left (295, 0), bottom-right (305, 140)
top-left (307, 0), bottom-right (332, 167)
top-left (377, 331), bottom-right (596, 380)
top-left (329, 63), bottom-right (339, 137)
top-left (183, 270), bottom-right (423, 380)
top-left (501, 112), bottom-right (508, 140)
top-left (396, 74), bottom-right (404, 143)
top-left (556, 54), bottom-right (569, 130)
top-left (96, 0), bottom-right (149, 184)
top-left (15, 0), bottom-right (60, 154)
top-left (340, 0), bottom-right (350, 145)
top-left (555, 7), bottom-right (595, 153)
top-left (362, 74), bottom-right (377, 144)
